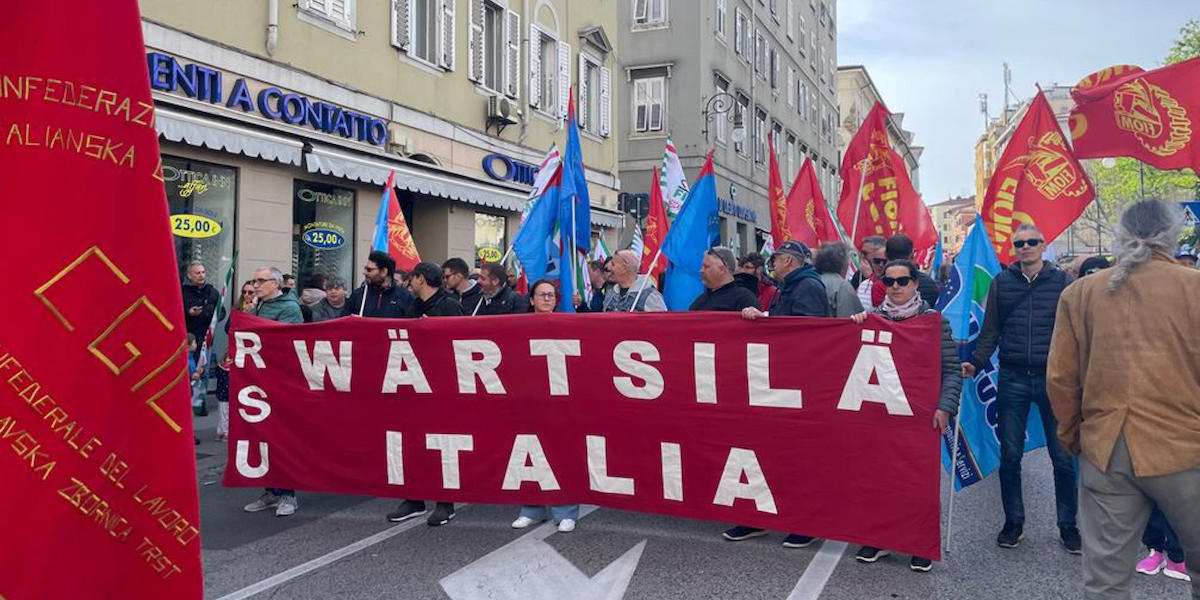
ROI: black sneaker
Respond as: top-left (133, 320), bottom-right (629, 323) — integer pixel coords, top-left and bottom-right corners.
top-left (386, 500), bottom-right (426, 522)
top-left (909, 557), bottom-right (933, 572)
top-left (1060, 526), bottom-right (1082, 555)
top-left (427, 503), bottom-right (455, 527)
top-left (997, 523), bottom-right (1024, 548)
top-left (782, 534), bottom-right (818, 548)
top-left (855, 546), bottom-right (889, 563)
top-left (722, 526), bottom-right (767, 541)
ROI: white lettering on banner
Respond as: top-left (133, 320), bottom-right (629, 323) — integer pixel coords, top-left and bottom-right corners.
top-left (612, 341), bottom-right (663, 400)
top-left (528, 339), bottom-right (582, 396)
top-left (693, 343), bottom-right (717, 404)
top-left (235, 440), bottom-right (269, 478)
top-left (586, 435), bottom-right (635, 496)
top-left (746, 343), bottom-right (802, 409)
top-left (381, 338), bottom-right (432, 393)
top-left (234, 331), bottom-right (264, 368)
top-left (293, 340), bottom-right (353, 392)
top-left (426, 434), bottom-right (475, 490)
top-left (661, 442), bottom-right (683, 501)
top-left (501, 434), bottom-right (560, 491)
top-left (836, 334), bottom-right (912, 416)
top-left (712, 447), bottom-right (777, 514)
top-left (237, 385), bottom-right (271, 422)
top-left (386, 431), bottom-right (404, 485)
top-left (453, 340), bottom-right (506, 394)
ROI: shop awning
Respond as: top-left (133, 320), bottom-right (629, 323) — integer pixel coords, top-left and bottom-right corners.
top-left (590, 207), bottom-right (624, 229)
top-left (155, 107), bottom-right (304, 166)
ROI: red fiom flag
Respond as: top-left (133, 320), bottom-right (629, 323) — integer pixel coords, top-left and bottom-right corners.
top-left (983, 91), bottom-right (1095, 259)
top-left (786, 158), bottom-right (841, 248)
top-left (640, 167), bottom-right (670, 278)
top-left (0, 2), bottom-right (203, 599)
top-left (1069, 57), bottom-right (1200, 172)
top-left (383, 171), bottom-right (422, 272)
top-left (767, 134), bottom-right (789, 245)
top-left (837, 102), bottom-right (937, 251)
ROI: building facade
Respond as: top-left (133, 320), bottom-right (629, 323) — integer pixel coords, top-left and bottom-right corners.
top-left (835, 65), bottom-right (922, 192)
top-left (616, 0), bottom-right (840, 257)
top-left (139, 0), bottom-right (624, 300)
top-left (928, 195), bottom-right (975, 256)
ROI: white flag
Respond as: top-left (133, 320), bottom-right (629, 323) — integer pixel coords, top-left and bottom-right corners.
top-left (661, 138), bottom-right (689, 219)
top-left (630, 224), bottom-right (643, 261)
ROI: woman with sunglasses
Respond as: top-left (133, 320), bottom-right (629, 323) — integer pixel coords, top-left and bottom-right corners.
top-left (510, 279), bottom-right (581, 533)
top-left (850, 260), bottom-right (961, 572)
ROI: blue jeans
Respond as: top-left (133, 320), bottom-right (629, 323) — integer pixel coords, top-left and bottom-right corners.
top-left (996, 368), bottom-right (1077, 529)
top-left (267, 488), bottom-right (295, 498)
top-left (519, 505), bottom-right (579, 522)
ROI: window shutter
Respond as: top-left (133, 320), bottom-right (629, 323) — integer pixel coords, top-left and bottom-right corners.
top-left (339, 0), bottom-right (352, 26)
top-left (787, 68), bottom-right (794, 106)
top-left (468, 0), bottom-right (484, 82)
top-left (440, 0), bottom-right (455, 70)
top-left (649, 78), bottom-right (662, 132)
top-left (504, 10), bottom-right (520, 98)
top-left (578, 52), bottom-right (589, 127)
top-left (390, 0), bottom-right (410, 50)
top-left (634, 81), bottom-right (647, 132)
top-left (600, 66), bottom-right (612, 137)
top-left (528, 27), bottom-right (542, 109)
top-left (557, 41), bottom-right (571, 119)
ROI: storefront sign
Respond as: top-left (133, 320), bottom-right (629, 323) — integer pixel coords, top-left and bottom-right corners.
top-left (146, 52), bottom-right (388, 148)
top-left (719, 197), bottom-right (757, 223)
top-left (482, 153), bottom-right (539, 186)
top-left (476, 245), bottom-right (503, 263)
top-left (170, 214), bottom-right (222, 238)
top-left (302, 222), bottom-right (346, 250)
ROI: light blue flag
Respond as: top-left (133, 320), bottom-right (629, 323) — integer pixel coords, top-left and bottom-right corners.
top-left (661, 152), bottom-right (718, 310)
top-left (512, 167), bottom-right (563, 284)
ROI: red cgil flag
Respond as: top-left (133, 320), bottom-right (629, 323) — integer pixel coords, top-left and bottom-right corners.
top-left (640, 167), bottom-right (671, 279)
top-left (983, 91), bottom-right (1095, 259)
top-left (0, 2), bottom-right (202, 599)
top-left (1069, 57), bottom-right (1200, 172)
top-left (837, 102), bottom-right (937, 252)
top-left (373, 171), bottom-right (421, 272)
top-left (786, 158), bottom-right (841, 248)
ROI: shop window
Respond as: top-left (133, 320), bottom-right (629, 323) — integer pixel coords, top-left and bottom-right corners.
top-left (474, 212), bottom-right (508, 268)
top-left (293, 180), bottom-right (355, 289)
top-left (164, 156), bottom-right (237, 291)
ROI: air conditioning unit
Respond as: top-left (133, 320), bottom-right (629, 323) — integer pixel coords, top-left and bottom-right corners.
top-left (486, 95), bottom-right (519, 134)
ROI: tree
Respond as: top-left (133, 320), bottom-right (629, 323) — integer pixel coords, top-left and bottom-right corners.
top-left (1164, 19), bottom-right (1200, 65)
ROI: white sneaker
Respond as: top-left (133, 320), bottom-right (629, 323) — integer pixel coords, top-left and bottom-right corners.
top-left (243, 492), bottom-right (279, 513)
top-left (512, 516), bottom-right (539, 529)
top-left (557, 519), bottom-right (576, 533)
top-left (275, 495), bottom-right (297, 517)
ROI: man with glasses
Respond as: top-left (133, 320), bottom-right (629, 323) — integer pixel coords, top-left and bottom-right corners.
top-left (343, 251), bottom-right (412, 318)
top-left (852, 236), bottom-right (888, 309)
top-left (962, 224), bottom-right (1079, 553)
top-left (242, 267), bottom-right (304, 517)
top-left (441, 257), bottom-right (483, 314)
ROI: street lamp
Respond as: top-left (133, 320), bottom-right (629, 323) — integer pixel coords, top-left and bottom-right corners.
top-left (702, 92), bottom-right (745, 145)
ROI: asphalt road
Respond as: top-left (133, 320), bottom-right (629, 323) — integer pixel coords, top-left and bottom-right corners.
top-left (191, 412), bottom-right (1190, 600)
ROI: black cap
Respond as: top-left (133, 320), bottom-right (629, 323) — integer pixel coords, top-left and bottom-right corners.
top-left (775, 240), bottom-right (812, 261)
top-left (1078, 256), bottom-right (1110, 277)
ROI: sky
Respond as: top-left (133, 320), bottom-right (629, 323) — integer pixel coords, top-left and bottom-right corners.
top-left (837, 0), bottom-right (1195, 204)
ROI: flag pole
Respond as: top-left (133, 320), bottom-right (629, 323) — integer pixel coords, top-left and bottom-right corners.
top-left (356, 282), bottom-right (368, 316)
top-left (944, 407), bottom-right (964, 555)
top-left (571, 197), bottom-right (580, 304)
top-left (628, 247), bottom-right (663, 312)
top-left (848, 158), bottom-right (870, 247)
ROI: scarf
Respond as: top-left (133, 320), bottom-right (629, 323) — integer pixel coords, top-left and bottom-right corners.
top-left (880, 291), bottom-right (924, 320)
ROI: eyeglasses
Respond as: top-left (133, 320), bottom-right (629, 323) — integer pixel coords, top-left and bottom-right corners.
top-left (534, 292), bottom-right (556, 299)
top-left (1013, 239), bottom-right (1043, 249)
top-left (881, 276), bottom-right (913, 287)
top-left (251, 278), bottom-right (275, 286)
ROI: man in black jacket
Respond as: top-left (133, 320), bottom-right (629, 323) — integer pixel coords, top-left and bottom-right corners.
top-left (690, 248), bottom-right (758, 311)
top-left (442, 257), bottom-right (483, 315)
top-left (387, 262), bottom-right (463, 527)
top-left (181, 261), bottom-right (220, 358)
top-left (741, 241), bottom-right (828, 320)
top-left (343, 251), bottom-right (413, 318)
top-left (474, 262), bottom-right (529, 315)
top-left (962, 224), bottom-right (1079, 553)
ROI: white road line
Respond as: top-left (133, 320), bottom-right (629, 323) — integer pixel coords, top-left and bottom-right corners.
top-left (785, 540), bottom-right (849, 600)
top-left (214, 505), bottom-right (470, 600)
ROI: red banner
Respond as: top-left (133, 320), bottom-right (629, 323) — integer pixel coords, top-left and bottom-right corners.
top-left (1070, 58), bottom-right (1200, 172)
top-left (837, 102), bottom-right (937, 252)
top-left (983, 91), bottom-right (1095, 259)
top-left (225, 311), bottom-right (945, 559)
top-left (640, 167), bottom-right (669, 278)
top-left (0, 2), bottom-right (203, 599)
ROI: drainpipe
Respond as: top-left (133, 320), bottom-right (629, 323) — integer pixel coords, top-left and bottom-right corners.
top-left (266, 0), bottom-right (279, 56)
top-left (516, 0), bottom-right (531, 145)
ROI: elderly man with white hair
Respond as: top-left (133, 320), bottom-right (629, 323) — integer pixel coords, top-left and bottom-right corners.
top-left (602, 249), bottom-right (666, 312)
top-left (1048, 200), bottom-right (1200, 599)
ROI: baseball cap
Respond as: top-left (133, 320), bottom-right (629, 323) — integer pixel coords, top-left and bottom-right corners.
top-left (775, 241), bottom-right (812, 261)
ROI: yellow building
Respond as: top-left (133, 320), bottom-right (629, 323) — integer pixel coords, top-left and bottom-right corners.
top-left (139, 0), bottom-right (623, 291)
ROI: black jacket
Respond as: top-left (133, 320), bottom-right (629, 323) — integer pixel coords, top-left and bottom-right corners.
top-left (406, 289), bottom-right (465, 317)
top-left (182, 283), bottom-right (221, 338)
top-left (733, 272), bottom-right (760, 296)
top-left (343, 282), bottom-right (413, 319)
top-left (450, 282), bottom-right (484, 315)
top-left (915, 271), bottom-right (942, 310)
top-left (769, 265), bottom-right (829, 317)
top-left (689, 280), bottom-right (759, 312)
top-left (475, 284), bottom-right (530, 315)
top-left (970, 261), bottom-right (1069, 373)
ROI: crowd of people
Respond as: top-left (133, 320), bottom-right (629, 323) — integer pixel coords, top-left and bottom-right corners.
top-left (181, 199), bottom-right (1198, 594)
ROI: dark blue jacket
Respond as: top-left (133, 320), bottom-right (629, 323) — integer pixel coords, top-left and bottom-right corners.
top-left (768, 265), bottom-right (829, 317)
top-left (343, 281), bottom-right (413, 318)
top-left (970, 261), bottom-right (1069, 372)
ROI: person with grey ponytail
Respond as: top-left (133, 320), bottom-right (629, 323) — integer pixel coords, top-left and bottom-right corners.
top-left (1047, 199), bottom-right (1200, 598)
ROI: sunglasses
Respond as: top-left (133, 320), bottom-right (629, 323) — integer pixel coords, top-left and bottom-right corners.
top-left (1013, 239), bottom-right (1043, 249)
top-left (871, 257), bottom-right (888, 266)
top-left (881, 276), bottom-right (913, 287)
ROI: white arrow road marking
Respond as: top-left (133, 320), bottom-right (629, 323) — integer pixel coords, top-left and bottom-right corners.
top-left (785, 540), bottom-right (848, 600)
top-left (440, 506), bottom-right (647, 600)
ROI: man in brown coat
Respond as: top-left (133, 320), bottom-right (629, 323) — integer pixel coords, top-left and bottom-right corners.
top-left (1048, 200), bottom-right (1200, 599)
